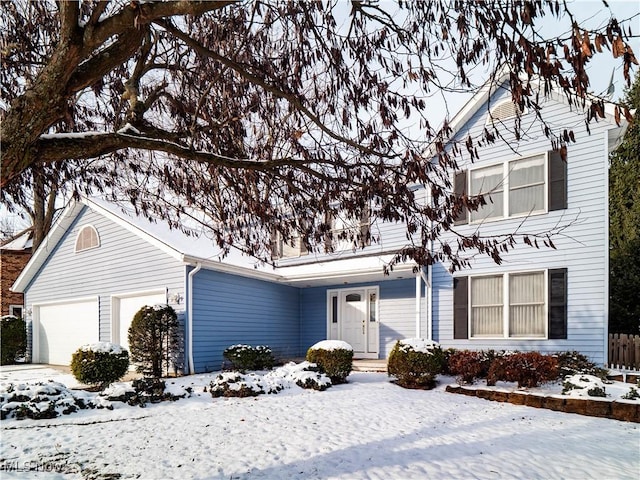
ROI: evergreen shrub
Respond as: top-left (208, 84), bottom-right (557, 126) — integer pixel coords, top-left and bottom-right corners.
top-left (1, 315), bottom-right (27, 365)
top-left (387, 339), bottom-right (444, 389)
top-left (70, 342), bottom-right (129, 389)
top-left (223, 344), bottom-right (274, 372)
top-left (128, 305), bottom-right (180, 378)
top-left (306, 340), bottom-right (353, 384)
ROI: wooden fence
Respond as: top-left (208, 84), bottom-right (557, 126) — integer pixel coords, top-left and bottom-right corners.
top-left (608, 334), bottom-right (640, 370)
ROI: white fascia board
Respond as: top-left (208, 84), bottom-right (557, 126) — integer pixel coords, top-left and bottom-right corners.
top-left (182, 255), bottom-right (283, 283)
top-left (12, 202), bottom-right (84, 292)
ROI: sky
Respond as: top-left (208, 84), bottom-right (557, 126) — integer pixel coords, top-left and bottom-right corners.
top-left (1, 0), bottom-right (639, 234)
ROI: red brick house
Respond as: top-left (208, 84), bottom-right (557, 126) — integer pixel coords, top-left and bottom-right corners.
top-left (1, 228), bottom-right (33, 318)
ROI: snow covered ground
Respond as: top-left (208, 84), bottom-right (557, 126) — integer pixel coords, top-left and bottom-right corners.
top-left (1, 366), bottom-right (639, 479)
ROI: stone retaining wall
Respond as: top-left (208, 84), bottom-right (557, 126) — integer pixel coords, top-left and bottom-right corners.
top-left (445, 385), bottom-right (639, 423)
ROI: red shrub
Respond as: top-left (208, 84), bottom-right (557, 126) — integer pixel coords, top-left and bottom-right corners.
top-left (487, 352), bottom-right (558, 388)
top-left (448, 350), bottom-right (486, 384)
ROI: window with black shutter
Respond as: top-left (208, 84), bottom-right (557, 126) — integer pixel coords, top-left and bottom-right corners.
top-left (453, 276), bottom-right (469, 339)
top-left (548, 150), bottom-right (567, 211)
top-left (548, 268), bottom-right (568, 339)
top-left (454, 171), bottom-right (468, 225)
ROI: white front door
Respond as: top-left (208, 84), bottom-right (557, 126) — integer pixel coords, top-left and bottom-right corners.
top-left (329, 287), bottom-right (379, 358)
top-left (112, 291), bottom-right (166, 351)
top-left (341, 290), bottom-right (367, 353)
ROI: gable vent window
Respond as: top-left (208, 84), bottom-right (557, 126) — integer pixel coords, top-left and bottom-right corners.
top-left (75, 225), bottom-right (100, 252)
top-left (487, 100), bottom-right (522, 123)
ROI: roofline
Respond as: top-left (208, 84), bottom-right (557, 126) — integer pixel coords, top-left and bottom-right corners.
top-left (12, 202), bottom-right (83, 292)
top-left (436, 67), bottom-right (628, 154)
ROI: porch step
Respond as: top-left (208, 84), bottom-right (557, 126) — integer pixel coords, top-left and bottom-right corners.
top-left (352, 359), bottom-right (387, 373)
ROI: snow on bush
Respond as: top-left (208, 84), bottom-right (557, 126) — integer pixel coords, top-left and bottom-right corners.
top-left (387, 339), bottom-right (444, 389)
top-left (308, 340), bottom-right (353, 352)
top-left (79, 342), bottom-right (125, 354)
top-left (71, 343), bottom-right (129, 389)
top-left (210, 362), bottom-right (331, 398)
top-left (0, 380), bottom-right (111, 420)
top-left (396, 338), bottom-right (440, 354)
top-left (223, 344), bottom-right (274, 372)
top-left (267, 361), bottom-right (331, 391)
top-left (562, 374), bottom-right (610, 398)
top-left (306, 341), bottom-right (353, 384)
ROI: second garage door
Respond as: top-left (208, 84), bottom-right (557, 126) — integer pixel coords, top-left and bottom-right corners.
top-left (35, 298), bottom-right (99, 365)
top-left (112, 291), bottom-right (167, 351)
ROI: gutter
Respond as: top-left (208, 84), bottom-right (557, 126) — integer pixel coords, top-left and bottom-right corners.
top-left (187, 262), bottom-right (202, 374)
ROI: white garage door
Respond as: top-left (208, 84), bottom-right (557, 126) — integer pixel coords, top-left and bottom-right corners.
top-left (36, 299), bottom-right (99, 365)
top-left (114, 292), bottom-right (166, 351)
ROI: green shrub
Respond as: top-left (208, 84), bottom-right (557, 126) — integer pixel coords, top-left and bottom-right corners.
top-left (223, 344), bottom-right (274, 372)
top-left (70, 343), bottom-right (129, 389)
top-left (306, 340), bottom-right (353, 384)
top-left (1, 315), bottom-right (27, 365)
top-left (554, 351), bottom-right (608, 379)
top-left (128, 305), bottom-right (180, 378)
top-left (487, 351), bottom-right (558, 388)
top-left (387, 339), bottom-right (445, 389)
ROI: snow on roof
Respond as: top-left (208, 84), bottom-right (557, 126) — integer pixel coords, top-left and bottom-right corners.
top-left (85, 197), bottom-right (233, 263)
top-left (0, 228), bottom-right (33, 251)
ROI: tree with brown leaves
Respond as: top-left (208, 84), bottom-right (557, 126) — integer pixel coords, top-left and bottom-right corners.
top-left (0, 1), bottom-right (636, 266)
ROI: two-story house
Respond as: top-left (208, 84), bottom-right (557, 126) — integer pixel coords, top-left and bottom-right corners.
top-left (12, 76), bottom-right (625, 371)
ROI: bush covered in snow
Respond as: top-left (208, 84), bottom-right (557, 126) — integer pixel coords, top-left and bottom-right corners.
top-left (210, 362), bottom-right (331, 398)
top-left (1, 315), bottom-right (26, 365)
top-left (128, 304), bottom-right (180, 378)
top-left (306, 340), bottom-right (353, 384)
top-left (223, 344), bottom-right (274, 372)
top-left (387, 339), bottom-right (444, 389)
top-left (562, 374), bottom-right (611, 398)
top-left (0, 381), bottom-right (111, 420)
top-left (487, 352), bottom-right (558, 388)
top-left (70, 342), bottom-right (129, 389)
top-left (553, 351), bottom-right (608, 380)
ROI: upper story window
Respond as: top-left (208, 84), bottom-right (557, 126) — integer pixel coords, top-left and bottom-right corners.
top-left (455, 150), bottom-right (566, 225)
top-left (75, 225), bottom-right (100, 252)
top-left (486, 100), bottom-right (523, 123)
top-left (327, 208), bottom-right (371, 252)
top-left (271, 231), bottom-right (308, 259)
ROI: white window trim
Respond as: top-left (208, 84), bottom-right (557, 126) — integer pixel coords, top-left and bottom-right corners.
top-left (74, 224), bottom-right (100, 253)
top-left (468, 269), bottom-right (548, 340)
top-left (467, 152), bottom-right (549, 224)
top-left (8, 304), bottom-right (24, 317)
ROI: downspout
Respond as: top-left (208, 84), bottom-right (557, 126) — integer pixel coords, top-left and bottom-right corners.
top-left (187, 262), bottom-right (202, 375)
top-left (420, 267), bottom-right (432, 341)
top-left (415, 273), bottom-right (421, 338)
top-left (603, 129), bottom-right (610, 367)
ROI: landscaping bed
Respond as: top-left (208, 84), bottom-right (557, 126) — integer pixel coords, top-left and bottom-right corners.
top-left (445, 383), bottom-right (640, 422)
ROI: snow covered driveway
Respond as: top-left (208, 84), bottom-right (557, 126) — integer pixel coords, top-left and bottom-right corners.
top-left (1, 370), bottom-right (638, 479)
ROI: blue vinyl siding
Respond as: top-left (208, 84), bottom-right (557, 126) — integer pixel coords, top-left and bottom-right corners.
top-left (24, 206), bottom-right (185, 344)
top-left (431, 87), bottom-right (610, 364)
top-left (190, 268), bottom-right (300, 372)
top-left (300, 278), bottom-right (417, 358)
